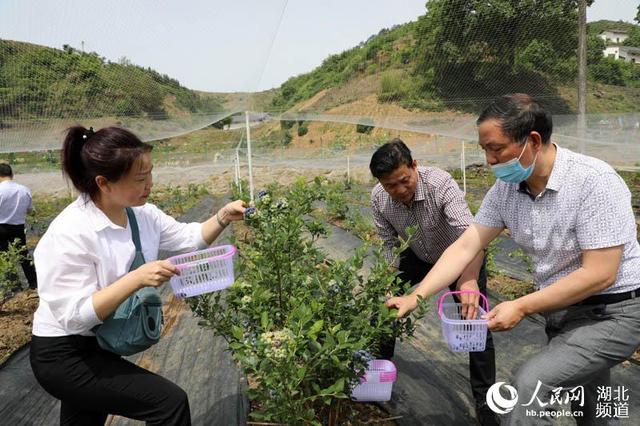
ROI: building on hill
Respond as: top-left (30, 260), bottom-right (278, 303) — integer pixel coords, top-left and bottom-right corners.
top-left (604, 45), bottom-right (640, 64)
top-left (599, 29), bottom-right (629, 44)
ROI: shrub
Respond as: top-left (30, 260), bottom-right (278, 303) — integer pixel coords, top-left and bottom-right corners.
top-left (355, 121), bottom-right (374, 134)
top-left (298, 122), bottom-right (309, 137)
top-left (378, 71), bottom-right (408, 102)
top-left (325, 182), bottom-right (349, 220)
top-left (0, 240), bottom-right (27, 310)
top-left (282, 131), bottom-right (293, 146)
top-left (189, 178), bottom-right (427, 424)
top-left (280, 120), bottom-right (295, 130)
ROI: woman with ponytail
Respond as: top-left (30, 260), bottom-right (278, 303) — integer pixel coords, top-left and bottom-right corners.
top-left (30, 126), bottom-right (245, 426)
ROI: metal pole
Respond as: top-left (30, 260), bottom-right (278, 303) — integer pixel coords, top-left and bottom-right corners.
top-left (461, 140), bottom-right (467, 195)
top-left (233, 154), bottom-right (239, 186)
top-left (577, 0), bottom-right (587, 154)
top-left (245, 111), bottom-right (255, 202)
top-left (237, 150), bottom-right (242, 195)
top-left (347, 156), bottom-right (351, 184)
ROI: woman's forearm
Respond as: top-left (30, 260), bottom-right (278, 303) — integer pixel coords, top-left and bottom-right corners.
top-left (92, 272), bottom-right (142, 321)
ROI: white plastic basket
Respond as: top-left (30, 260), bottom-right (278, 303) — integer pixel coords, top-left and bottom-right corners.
top-left (438, 290), bottom-right (489, 352)
top-left (351, 359), bottom-right (397, 402)
top-left (167, 245), bottom-right (236, 298)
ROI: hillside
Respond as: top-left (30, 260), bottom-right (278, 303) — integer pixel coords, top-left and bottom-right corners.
top-left (268, 9), bottom-right (640, 117)
top-left (0, 39), bottom-right (223, 126)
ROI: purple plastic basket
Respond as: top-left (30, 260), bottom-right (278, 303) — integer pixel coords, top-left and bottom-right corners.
top-left (167, 245), bottom-right (236, 298)
top-left (438, 290), bottom-right (489, 352)
top-left (351, 359), bottom-right (397, 402)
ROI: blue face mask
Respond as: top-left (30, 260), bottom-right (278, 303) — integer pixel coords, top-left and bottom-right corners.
top-left (490, 139), bottom-right (538, 183)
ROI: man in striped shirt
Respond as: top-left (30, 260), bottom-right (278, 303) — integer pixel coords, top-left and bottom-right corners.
top-left (370, 139), bottom-right (497, 426)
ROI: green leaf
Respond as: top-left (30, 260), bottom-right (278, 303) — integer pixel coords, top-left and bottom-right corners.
top-left (296, 366), bottom-right (306, 379)
top-left (309, 340), bottom-right (322, 352)
top-left (261, 311), bottom-right (269, 329)
top-left (231, 326), bottom-right (243, 341)
top-left (308, 319), bottom-right (324, 337)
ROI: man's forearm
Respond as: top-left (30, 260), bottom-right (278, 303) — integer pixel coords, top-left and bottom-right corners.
top-left (515, 267), bottom-right (614, 315)
top-left (458, 249), bottom-right (484, 287)
top-left (413, 240), bottom-right (480, 299)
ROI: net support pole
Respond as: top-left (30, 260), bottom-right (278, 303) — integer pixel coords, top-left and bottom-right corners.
top-left (577, 0), bottom-right (587, 154)
top-left (460, 140), bottom-right (467, 195)
top-left (233, 151), bottom-right (239, 187)
top-left (245, 111), bottom-right (255, 202)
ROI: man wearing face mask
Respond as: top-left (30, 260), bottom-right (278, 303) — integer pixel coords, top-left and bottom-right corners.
top-left (386, 93), bottom-right (640, 425)
top-left (369, 139), bottom-right (498, 426)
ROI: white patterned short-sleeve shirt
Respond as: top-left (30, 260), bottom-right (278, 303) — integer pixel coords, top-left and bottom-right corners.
top-left (474, 144), bottom-right (640, 294)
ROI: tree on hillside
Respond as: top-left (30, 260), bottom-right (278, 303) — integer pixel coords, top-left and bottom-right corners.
top-left (414, 0), bottom-right (590, 107)
top-left (622, 27), bottom-right (640, 47)
top-left (0, 40), bottom-right (220, 121)
top-left (624, 5), bottom-right (640, 46)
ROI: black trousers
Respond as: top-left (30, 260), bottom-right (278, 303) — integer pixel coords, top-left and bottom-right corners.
top-left (0, 223), bottom-right (37, 288)
top-left (30, 335), bottom-right (191, 426)
top-left (380, 248), bottom-right (496, 406)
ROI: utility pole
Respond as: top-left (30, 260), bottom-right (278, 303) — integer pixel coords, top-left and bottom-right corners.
top-left (81, 40), bottom-right (85, 53)
top-left (577, 0), bottom-right (587, 153)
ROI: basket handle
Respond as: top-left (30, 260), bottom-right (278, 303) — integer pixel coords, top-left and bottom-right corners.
top-left (207, 245), bottom-right (237, 264)
top-left (437, 290), bottom-right (490, 319)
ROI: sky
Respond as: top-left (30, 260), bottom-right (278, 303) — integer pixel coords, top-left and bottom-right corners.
top-left (0, 0), bottom-right (638, 93)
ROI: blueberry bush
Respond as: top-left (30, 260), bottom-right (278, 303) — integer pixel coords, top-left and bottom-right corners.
top-left (189, 177), bottom-right (427, 424)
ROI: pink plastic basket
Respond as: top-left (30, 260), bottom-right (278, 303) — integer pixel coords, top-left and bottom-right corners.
top-left (167, 245), bottom-right (236, 298)
top-left (438, 290), bottom-right (489, 353)
top-left (351, 359), bottom-right (397, 402)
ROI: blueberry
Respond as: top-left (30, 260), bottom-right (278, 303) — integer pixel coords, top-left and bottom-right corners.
top-left (244, 207), bottom-right (257, 219)
top-left (258, 190), bottom-right (268, 199)
top-left (354, 350), bottom-right (373, 362)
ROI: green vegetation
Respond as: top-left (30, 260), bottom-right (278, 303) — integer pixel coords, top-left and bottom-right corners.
top-left (271, 22), bottom-right (417, 110)
top-left (0, 40), bottom-right (223, 126)
top-left (355, 119), bottom-right (375, 134)
top-left (211, 116), bottom-right (232, 129)
top-left (0, 126), bottom-right (241, 173)
top-left (587, 19), bottom-right (640, 47)
top-left (192, 179), bottom-right (427, 423)
top-left (147, 183), bottom-right (211, 217)
top-left (0, 241), bottom-right (27, 308)
top-left (269, 4), bottom-right (640, 114)
top-left (297, 121), bottom-right (309, 137)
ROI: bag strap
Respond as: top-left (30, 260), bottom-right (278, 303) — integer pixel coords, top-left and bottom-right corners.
top-left (126, 208), bottom-right (146, 270)
top-left (126, 207), bottom-right (142, 252)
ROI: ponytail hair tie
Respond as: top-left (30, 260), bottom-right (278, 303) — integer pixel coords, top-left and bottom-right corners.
top-left (82, 127), bottom-right (95, 141)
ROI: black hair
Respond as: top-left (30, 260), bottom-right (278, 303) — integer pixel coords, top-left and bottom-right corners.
top-left (61, 126), bottom-right (153, 200)
top-left (0, 163), bottom-right (13, 178)
top-left (477, 93), bottom-right (553, 144)
top-left (369, 138), bottom-right (413, 179)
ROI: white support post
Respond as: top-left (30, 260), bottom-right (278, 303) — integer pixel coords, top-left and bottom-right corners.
top-left (245, 111), bottom-right (255, 202)
top-left (347, 156), bottom-right (350, 184)
top-left (461, 140), bottom-right (467, 195)
top-left (233, 153), bottom-right (239, 186)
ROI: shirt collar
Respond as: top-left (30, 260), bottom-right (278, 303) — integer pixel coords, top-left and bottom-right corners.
top-left (413, 167), bottom-right (427, 202)
top-left (517, 143), bottom-right (565, 195)
top-left (78, 195), bottom-right (127, 232)
top-left (544, 143), bottom-right (566, 192)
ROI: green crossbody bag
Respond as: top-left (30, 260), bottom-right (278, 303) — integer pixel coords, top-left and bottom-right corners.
top-left (93, 207), bottom-right (163, 356)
